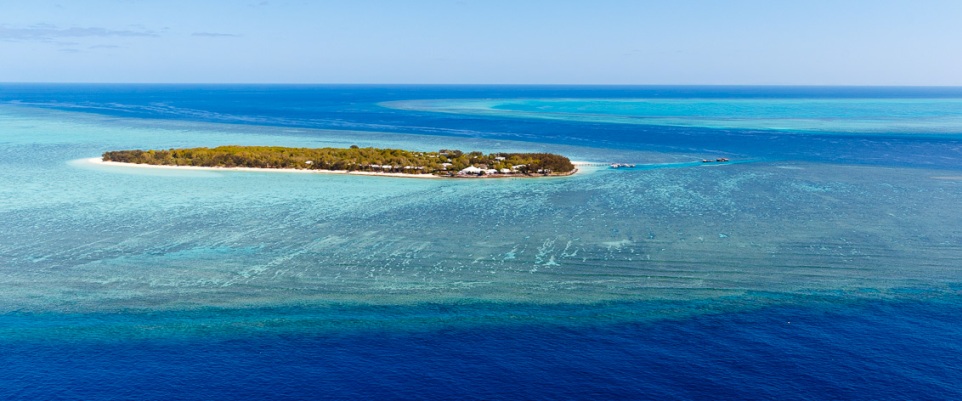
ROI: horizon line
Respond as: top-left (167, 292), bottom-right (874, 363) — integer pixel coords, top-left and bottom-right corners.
top-left (3, 82), bottom-right (962, 88)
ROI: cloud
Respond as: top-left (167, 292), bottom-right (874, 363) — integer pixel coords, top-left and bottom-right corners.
top-left (191, 32), bottom-right (242, 38)
top-left (89, 44), bottom-right (121, 49)
top-left (0, 25), bottom-right (158, 41)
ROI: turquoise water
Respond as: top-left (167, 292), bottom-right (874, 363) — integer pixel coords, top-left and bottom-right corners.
top-left (5, 105), bottom-right (960, 318)
top-left (2, 85), bottom-right (962, 398)
top-left (386, 97), bottom-right (962, 135)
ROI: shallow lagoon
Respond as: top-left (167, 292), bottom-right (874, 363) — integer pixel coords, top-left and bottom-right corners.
top-left (4, 105), bottom-right (961, 316)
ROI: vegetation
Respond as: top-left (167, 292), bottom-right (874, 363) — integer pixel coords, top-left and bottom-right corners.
top-left (102, 145), bottom-right (576, 176)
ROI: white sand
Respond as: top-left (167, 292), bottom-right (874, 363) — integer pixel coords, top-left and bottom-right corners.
top-left (84, 158), bottom-right (442, 179)
top-left (83, 157), bottom-right (587, 178)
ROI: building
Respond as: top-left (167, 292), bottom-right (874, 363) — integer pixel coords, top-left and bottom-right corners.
top-left (459, 166), bottom-right (484, 175)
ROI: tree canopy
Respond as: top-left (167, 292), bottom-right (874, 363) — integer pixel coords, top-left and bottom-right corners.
top-left (102, 146), bottom-right (576, 176)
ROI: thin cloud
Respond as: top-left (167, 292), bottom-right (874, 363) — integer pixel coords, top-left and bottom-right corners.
top-left (191, 32), bottom-right (241, 38)
top-left (89, 44), bottom-right (121, 49)
top-left (0, 25), bottom-right (158, 41)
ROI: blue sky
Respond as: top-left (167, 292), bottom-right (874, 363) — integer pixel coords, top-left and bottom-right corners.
top-left (1, 0), bottom-right (960, 84)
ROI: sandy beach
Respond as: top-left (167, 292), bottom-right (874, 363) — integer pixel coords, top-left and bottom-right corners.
top-left (83, 157), bottom-right (590, 178)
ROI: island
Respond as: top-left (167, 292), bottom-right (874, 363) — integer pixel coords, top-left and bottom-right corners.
top-left (102, 145), bottom-right (577, 177)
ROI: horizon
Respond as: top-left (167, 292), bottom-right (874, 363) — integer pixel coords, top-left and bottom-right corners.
top-left (4, 82), bottom-right (962, 88)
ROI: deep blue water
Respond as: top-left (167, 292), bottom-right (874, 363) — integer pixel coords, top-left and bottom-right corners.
top-left (2, 84), bottom-right (962, 399)
top-left (4, 298), bottom-right (962, 400)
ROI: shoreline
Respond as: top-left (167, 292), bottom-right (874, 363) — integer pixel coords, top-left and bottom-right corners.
top-left (83, 158), bottom-right (588, 179)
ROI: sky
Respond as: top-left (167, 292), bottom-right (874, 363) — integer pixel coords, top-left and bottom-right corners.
top-left (1, 0), bottom-right (961, 85)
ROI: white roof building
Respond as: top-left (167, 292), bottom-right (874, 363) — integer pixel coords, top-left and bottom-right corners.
top-left (459, 166), bottom-right (484, 175)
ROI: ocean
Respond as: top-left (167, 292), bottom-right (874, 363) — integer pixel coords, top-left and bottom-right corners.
top-left (1, 84), bottom-right (961, 399)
